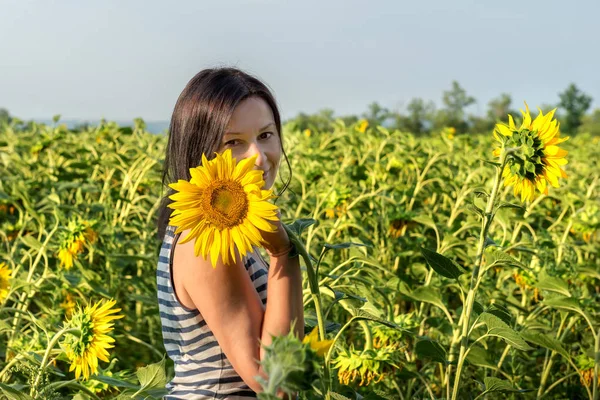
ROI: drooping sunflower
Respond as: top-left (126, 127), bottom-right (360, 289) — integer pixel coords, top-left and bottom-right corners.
top-left (493, 103), bottom-right (569, 202)
top-left (168, 149), bottom-right (279, 268)
top-left (62, 298), bottom-right (123, 380)
top-left (0, 262), bottom-right (12, 303)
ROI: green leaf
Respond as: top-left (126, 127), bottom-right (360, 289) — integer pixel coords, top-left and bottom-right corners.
top-left (329, 393), bottom-right (352, 400)
top-left (304, 310), bottom-right (341, 334)
top-left (543, 297), bottom-right (594, 327)
top-left (485, 247), bottom-right (524, 269)
top-left (407, 287), bottom-right (451, 321)
top-left (136, 356), bottom-right (167, 391)
top-left (324, 242), bottom-right (368, 250)
top-left (536, 273), bottom-right (571, 297)
top-left (577, 266), bottom-right (600, 280)
top-left (495, 201), bottom-right (526, 212)
top-left (93, 374), bottom-right (139, 389)
top-left (285, 219), bottom-right (316, 237)
top-left (412, 215), bottom-right (437, 231)
top-left (415, 338), bottom-right (447, 364)
top-left (472, 301), bottom-right (485, 315)
top-left (486, 303), bottom-right (512, 325)
top-left (350, 309), bottom-right (413, 336)
top-left (480, 377), bottom-right (523, 396)
top-left (20, 235), bottom-right (42, 251)
top-left (360, 300), bottom-right (385, 318)
top-left (480, 313), bottom-right (532, 351)
top-left (466, 346), bottom-right (495, 368)
top-left (0, 383), bottom-right (33, 400)
top-left (420, 248), bottom-right (466, 279)
top-left (520, 332), bottom-right (570, 360)
top-left (47, 193), bottom-right (61, 204)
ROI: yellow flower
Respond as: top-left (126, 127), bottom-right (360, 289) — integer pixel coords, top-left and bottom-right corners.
top-left (61, 292), bottom-right (77, 318)
top-left (333, 347), bottom-right (399, 386)
top-left (0, 262), bottom-right (12, 303)
top-left (303, 128), bottom-right (311, 138)
top-left (302, 327), bottom-right (334, 357)
top-left (62, 298), bottom-right (124, 380)
top-left (356, 119), bottom-right (369, 133)
top-left (493, 102), bottom-right (569, 202)
top-left (168, 149), bottom-right (279, 268)
top-left (58, 247), bottom-right (76, 270)
top-left (69, 234), bottom-right (86, 254)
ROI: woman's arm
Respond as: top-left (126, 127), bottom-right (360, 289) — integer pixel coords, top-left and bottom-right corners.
top-left (173, 223), bottom-right (304, 395)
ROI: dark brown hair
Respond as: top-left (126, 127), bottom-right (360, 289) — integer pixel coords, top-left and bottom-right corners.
top-left (156, 67), bottom-right (291, 241)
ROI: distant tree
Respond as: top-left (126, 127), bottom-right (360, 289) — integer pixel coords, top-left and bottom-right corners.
top-left (394, 98), bottom-right (435, 135)
top-left (464, 93), bottom-right (515, 134)
top-left (0, 108), bottom-right (10, 124)
top-left (285, 108), bottom-right (336, 132)
top-left (558, 83), bottom-right (592, 134)
top-left (338, 114), bottom-right (359, 127)
top-left (361, 102), bottom-right (390, 126)
top-left (434, 81), bottom-right (475, 132)
top-left (487, 93), bottom-right (513, 122)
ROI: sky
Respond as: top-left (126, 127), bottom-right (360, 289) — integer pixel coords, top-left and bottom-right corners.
top-left (1, 0), bottom-right (599, 123)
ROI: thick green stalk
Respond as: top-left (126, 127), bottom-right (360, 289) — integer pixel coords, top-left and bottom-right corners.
top-left (451, 153), bottom-right (507, 400)
top-left (593, 328), bottom-right (599, 400)
top-left (283, 225), bottom-right (329, 398)
top-left (30, 327), bottom-right (81, 397)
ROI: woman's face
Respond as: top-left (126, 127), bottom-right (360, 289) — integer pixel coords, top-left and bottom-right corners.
top-left (217, 96), bottom-right (281, 190)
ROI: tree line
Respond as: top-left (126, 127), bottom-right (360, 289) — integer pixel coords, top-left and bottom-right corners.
top-left (285, 82), bottom-right (599, 136)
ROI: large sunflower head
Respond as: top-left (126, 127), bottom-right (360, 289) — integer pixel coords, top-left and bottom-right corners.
top-left (62, 298), bottom-right (123, 380)
top-left (168, 149), bottom-right (279, 268)
top-left (493, 102), bottom-right (569, 202)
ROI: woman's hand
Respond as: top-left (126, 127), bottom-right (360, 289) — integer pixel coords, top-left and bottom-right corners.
top-left (260, 209), bottom-right (291, 255)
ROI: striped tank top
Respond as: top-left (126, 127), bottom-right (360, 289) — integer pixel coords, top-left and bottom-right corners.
top-left (157, 225), bottom-right (269, 399)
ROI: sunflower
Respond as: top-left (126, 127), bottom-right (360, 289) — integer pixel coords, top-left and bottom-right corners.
top-left (0, 262), bottom-right (12, 303)
top-left (333, 346), bottom-right (401, 386)
top-left (356, 119), bottom-right (369, 133)
top-left (58, 247), bottom-right (76, 270)
top-left (168, 149), bottom-right (279, 268)
top-left (60, 291), bottom-right (77, 318)
top-left (302, 326), bottom-right (334, 357)
top-left (62, 298), bottom-right (123, 380)
top-left (493, 102), bottom-right (569, 202)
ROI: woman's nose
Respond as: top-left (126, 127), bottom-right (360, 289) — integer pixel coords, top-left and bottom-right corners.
top-left (247, 142), bottom-right (267, 169)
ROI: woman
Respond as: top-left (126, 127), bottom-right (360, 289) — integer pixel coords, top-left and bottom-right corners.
top-left (156, 67), bottom-right (304, 399)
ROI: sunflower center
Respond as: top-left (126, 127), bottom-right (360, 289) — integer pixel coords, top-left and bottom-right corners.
top-left (202, 180), bottom-right (248, 229)
top-left (506, 129), bottom-right (546, 181)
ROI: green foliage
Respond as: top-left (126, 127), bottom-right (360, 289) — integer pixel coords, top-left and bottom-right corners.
top-left (0, 114), bottom-right (598, 399)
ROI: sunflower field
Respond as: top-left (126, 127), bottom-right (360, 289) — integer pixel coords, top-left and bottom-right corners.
top-left (0, 109), bottom-right (599, 399)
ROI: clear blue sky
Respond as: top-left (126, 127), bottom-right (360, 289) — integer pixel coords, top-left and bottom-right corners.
top-left (1, 0), bottom-right (598, 122)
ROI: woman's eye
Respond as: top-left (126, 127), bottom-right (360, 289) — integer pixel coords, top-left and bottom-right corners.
top-left (259, 132), bottom-right (273, 140)
top-left (224, 140), bottom-right (239, 147)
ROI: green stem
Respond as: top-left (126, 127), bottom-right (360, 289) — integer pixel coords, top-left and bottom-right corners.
top-left (30, 327), bottom-right (81, 396)
top-left (283, 224), bottom-right (329, 397)
top-left (451, 152), bottom-right (507, 400)
top-left (593, 328), bottom-right (599, 400)
top-left (359, 320), bottom-right (373, 350)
